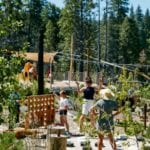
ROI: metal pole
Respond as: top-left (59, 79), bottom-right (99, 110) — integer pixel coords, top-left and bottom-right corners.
top-left (38, 27), bottom-right (44, 95)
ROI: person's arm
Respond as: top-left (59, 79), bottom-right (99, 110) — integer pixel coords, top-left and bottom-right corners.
top-left (90, 102), bottom-right (99, 115)
top-left (98, 77), bottom-right (103, 90)
top-left (64, 105), bottom-right (68, 110)
top-left (113, 107), bottom-right (122, 116)
top-left (94, 77), bottom-right (103, 94)
top-left (112, 102), bottom-right (122, 116)
top-left (53, 93), bottom-right (60, 100)
top-left (75, 81), bottom-right (85, 93)
top-left (64, 99), bottom-right (69, 110)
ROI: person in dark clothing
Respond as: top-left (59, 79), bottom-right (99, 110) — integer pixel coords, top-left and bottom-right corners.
top-left (9, 91), bottom-right (20, 123)
top-left (76, 77), bottom-right (101, 132)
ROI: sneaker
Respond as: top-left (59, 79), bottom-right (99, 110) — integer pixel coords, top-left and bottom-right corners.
top-left (64, 131), bottom-right (71, 138)
top-left (95, 142), bottom-right (105, 147)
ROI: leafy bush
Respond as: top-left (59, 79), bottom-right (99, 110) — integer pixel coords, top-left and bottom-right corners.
top-left (145, 125), bottom-right (150, 139)
top-left (0, 132), bottom-right (24, 150)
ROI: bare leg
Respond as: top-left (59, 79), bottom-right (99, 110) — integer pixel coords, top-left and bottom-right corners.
top-left (98, 133), bottom-right (104, 150)
top-left (90, 111), bottom-right (96, 128)
top-left (79, 114), bottom-right (85, 132)
top-left (60, 115), bottom-right (64, 126)
top-left (63, 116), bottom-right (69, 132)
top-left (108, 133), bottom-right (116, 150)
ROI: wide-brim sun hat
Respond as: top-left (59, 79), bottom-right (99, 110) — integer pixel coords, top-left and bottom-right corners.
top-left (99, 88), bottom-right (115, 100)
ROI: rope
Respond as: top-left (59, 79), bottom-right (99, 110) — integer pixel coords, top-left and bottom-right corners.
top-left (57, 52), bottom-right (150, 80)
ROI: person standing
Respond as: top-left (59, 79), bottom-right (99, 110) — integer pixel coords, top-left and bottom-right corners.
top-left (90, 88), bottom-right (120, 150)
top-left (76, 76), bottom-right (101, 132)
top-left (23, 61), bottom-right (33, 81)
top-left (9, 91), bottom-right (20, 123)
top-left (59, 90), bottom-right (70, 134)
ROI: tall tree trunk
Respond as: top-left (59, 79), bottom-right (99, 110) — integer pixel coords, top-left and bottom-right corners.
top-left (79, 0), bottom-right (84, 81)
top-left (97, 0), bottom-right (101, 72)
top-left (69, 34), bottom-right (74, 81)
top-left (86, 48), bottom-right (90, 76)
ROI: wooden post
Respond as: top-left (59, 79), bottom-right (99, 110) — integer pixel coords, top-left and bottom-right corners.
top-left (47, 126), bottom-right (66, 150)
top-left (47, 135), bottom-right (67, 150)
top-left (47, 126), bottom-right (65, 136)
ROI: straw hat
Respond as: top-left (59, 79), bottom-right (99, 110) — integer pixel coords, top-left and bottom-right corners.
top-left (99, 88), bottom-right (115, 100)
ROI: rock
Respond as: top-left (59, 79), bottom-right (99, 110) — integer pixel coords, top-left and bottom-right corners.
top-left (80, 140), bottom-right (90, 146)
top-left (67, 141), bottom-right (74, 147)
top-left (137, 135), bottom-right (144, 141)
top-left (115, 134), bottom-right (127, 141)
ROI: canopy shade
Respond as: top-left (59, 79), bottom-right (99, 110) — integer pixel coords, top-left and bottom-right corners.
top-left (18, 52), bottom-right (58, 63)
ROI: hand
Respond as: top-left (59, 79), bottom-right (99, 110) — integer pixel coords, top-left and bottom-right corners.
top-left (75, 81), bottom-right (79, 85)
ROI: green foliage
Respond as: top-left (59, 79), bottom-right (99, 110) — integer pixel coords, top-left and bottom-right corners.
top-left (138, 85), bottom-right (150, 100)
top-left (110, 0), bottom-right (129, 23)
top-left (58, 0), bottom-right (96, 73)
top-left (19, 80), bottom-right (38, 97)
top-left (0, 0), bottom-right (27, 50)
top-left (0, 52), bottom-right (27, 127)
top-left (115, 67), bottom-right (146, 135)
top-left (0, 132), bottom-right (24, 150)
top-left (145, 125), bottom-right (150, 139)
top-left (119, 16), bottom-right (140, 63)
top-left (43, 3), bottom-right (61, 51)
top-left (116, 67), bottom-right (133, 102)
top-left (0, 55), bottom-right (23, 102)
top-left (44, 20), bottom-right (57, 51)
top-left (126, 121), bottom-right (144, 135)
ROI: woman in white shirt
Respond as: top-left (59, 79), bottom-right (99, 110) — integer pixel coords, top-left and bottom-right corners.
top-left (59, 90), bottom-right (69, 133)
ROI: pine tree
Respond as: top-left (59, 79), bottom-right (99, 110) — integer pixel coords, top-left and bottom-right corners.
top-left (107, 12), bottom-right (119, 63)
top-left (0, 0), bottom-right (27, 50)
top-left (129, 5), bottom-right (135, 19)
top-left (27, 0), bottom-right (45, 51)
top-left (143, 9), bottom-right (150, 63)
top-left (120, 17), bottom-right (140, 64)
top-left (135, 5), bottom-right (146, 49)
top-left (110, 0), bottom-right (129, 23)
top-left (43, 3), bottom-right (61, 51)
top-left (108, 0), bottom-right (129, 65)
top-left (58, 0), bottom-right (96, 78)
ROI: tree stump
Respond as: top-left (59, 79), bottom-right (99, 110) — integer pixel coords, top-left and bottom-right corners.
top-left (47, 134), bottom-right (67, 150)
top-left (47, 126), bottom-right (65, 136)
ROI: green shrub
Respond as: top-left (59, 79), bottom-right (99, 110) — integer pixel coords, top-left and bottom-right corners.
top-left (0, 132), bottom-right (24, 150)
top-left (145, 125), bottom-right (150, 139)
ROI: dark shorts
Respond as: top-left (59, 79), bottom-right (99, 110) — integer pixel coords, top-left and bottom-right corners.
top-left (59, 110), bottom-right (67, 115)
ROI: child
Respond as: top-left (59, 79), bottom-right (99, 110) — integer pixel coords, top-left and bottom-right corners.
top-left (59, 90), bottom-right (70, 133)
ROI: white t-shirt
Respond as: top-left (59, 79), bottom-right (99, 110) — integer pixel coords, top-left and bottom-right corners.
top-left (59, 98), bottom-right (69, 110)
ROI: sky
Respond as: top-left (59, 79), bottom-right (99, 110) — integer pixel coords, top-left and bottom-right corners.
top-left (49, 0), bottom-right (150, 13)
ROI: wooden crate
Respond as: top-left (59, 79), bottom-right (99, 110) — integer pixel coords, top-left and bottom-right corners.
top-left (25, 94), bottom-right (55, 128)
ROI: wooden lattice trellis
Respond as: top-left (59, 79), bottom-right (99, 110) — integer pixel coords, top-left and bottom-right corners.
top-left (25, 94), bottom-right (55, 128)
